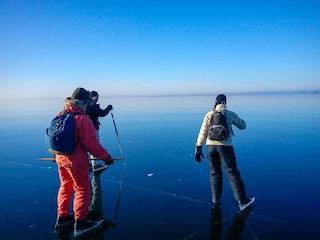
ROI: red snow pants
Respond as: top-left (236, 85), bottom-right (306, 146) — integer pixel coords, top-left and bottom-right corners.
top-left (57, 163), bottom-right (90, 220)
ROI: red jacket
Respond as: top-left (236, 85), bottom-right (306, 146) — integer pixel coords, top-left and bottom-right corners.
top-left (55, 104), bottom-right (110, 168)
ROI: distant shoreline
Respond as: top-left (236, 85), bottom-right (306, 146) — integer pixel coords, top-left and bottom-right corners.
top-left (1, 89), bottom-right (319, 101)
top-left (108, 89), bottom-right (320, 98)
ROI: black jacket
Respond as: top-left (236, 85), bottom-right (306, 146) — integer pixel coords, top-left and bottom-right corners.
top-left (86, 104), bottom-right (112, 130)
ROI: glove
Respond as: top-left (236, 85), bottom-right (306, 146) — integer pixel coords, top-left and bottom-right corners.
top-left (106, 105), bottom-right (113, 112)
top-left (104, 155), bottom-right (114, 165)
top-left (195, 146), bottom-right (204, 163)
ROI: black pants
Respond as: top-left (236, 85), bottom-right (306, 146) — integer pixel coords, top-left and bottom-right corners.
top-left (207, 145), bottom-right (247, 204)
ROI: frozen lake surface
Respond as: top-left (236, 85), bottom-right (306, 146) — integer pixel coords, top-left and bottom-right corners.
top-left (0, 92), bottom-right (319, 239)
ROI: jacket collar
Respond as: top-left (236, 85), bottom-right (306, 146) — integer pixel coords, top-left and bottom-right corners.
top-left (214, 104), bottom-right (227, 112)
top-left (65, 104), bottom-right (85, 114)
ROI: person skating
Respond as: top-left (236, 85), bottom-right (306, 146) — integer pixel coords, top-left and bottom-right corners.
top-left (195, 94), bottom-right (255, 211)
top-left (54, 87), bottom-right (113, 237)
top-left (86, 90), bottom-right (113, 172)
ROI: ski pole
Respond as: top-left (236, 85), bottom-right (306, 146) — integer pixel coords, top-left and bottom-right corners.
top-left (113, 161), bottom-right (126, 223)
top-left (110, 110), bottom-right (124, 158)
top-left (109, 110), bottom-right (126, 223)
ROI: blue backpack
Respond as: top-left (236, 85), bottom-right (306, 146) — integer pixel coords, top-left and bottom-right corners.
top-left (45, 112), bottom-right (80, 155)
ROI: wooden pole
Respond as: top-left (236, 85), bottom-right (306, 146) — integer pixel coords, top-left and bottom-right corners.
top-left (37, 157), bottom-right (125, 161)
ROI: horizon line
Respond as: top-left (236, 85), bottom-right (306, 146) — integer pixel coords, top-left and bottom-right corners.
top-left (1, 89), bottom-right (319, 100)
top-left (105, 89), bottom-right (320, 98)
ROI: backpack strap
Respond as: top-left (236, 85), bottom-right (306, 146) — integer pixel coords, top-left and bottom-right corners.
top-left (64, 111), bottom-right (83, 147)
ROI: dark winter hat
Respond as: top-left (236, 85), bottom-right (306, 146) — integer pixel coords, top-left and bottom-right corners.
top-left (71, 87), bottom-right (91, 102)
top-left (90, 91), bottom-right (99, 97)
top-left (215, 94), bottom-right (227, 104)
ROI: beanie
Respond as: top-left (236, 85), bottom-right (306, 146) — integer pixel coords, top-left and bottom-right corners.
top-left (90, 91), bottom-right (99, 98)
top-left (215, 94), bottom-right (227, 104)
top-left (71, 88), bottom-right (91, 102)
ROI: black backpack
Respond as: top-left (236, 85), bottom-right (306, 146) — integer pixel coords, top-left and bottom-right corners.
top-left (45, 112), bottom-right (80, 155)
top-left (207, 111), bottom-right (229, 141)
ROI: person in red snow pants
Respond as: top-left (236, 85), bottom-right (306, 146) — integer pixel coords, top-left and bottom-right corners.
top-left (54, 88), bottom-right (113, 225)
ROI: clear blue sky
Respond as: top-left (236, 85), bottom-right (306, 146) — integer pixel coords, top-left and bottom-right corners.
top-left (1, 0), bottom-right (319, 99)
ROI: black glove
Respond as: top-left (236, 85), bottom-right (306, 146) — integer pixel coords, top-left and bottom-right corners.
top-left (105, 155), bottom-right (114, 165)
top-left (106, 105), bottom-right (113, 112)
top-left (195, 146), bottom-right (204, 162)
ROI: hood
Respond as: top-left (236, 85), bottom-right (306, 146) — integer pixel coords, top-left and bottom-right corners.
top-left (214, 103), bottom-right (227, 113)
top-left (64, 101), bottom-right (86, 113)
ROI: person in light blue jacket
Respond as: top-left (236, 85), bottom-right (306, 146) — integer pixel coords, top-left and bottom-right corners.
top-left (195, 94), bottom-right (255, 211)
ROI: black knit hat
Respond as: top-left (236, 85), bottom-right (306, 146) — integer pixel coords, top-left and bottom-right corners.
top-left (71, 88), bottom-right (91, 102)
top-left (90, 91), bottom-right (99, 97)
top-left (215, 94), bottom-right (227, 104)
